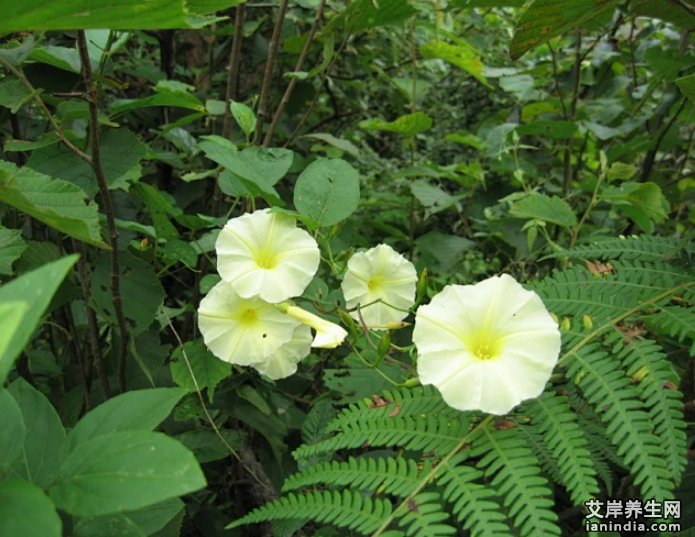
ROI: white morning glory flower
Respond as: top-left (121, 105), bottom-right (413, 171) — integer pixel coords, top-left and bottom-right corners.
top-left (413, 274), bottom-right (561, 415)
top-left (215, 209), bottom-right (320, 303)
top-left (341, 244), bottom-right (417, 329)
top-left (197, 280), bottom-right (300, 366)
top-left (253, 325), bottom-right (313, 380)
top-left (280, 304), bottom-right (348, 349)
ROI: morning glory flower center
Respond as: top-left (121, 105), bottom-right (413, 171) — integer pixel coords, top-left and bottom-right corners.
top-left (467, 331), bottom-right (503, 361)
top-left (367, 275), bottom-right (384, 291)
top-left (254, 248), bottom-right (279, 269)
top-left (238, 307), bottom-right (259, 326)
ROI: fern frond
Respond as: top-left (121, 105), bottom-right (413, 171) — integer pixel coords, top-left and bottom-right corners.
top-left (283, 456), bottom-right (431, 497)
top-left (326, 386), bottom-right (456, 433)
top-left (534, 260), bottom-right (694, 322)
top-left (471, 424), bottom-right (561, 537)
top-left (226, 490), bottom-right (393, 534)
top-left (566, 341), bottom-right (672, 501)
top-left (521, 392), bottom-right (600, 505)
top-left (607, 332), bottom-right (687, 485)
top-left (546, 236), bottom-right (690, 261)
top-left (396, 492), bottom-right (457, 537)
top-left (294, 414), bottom-right (473, 461)
top-left (438, 459), bottom-right (515, 537)
top-left (643, 305), bottom-right (695, 347)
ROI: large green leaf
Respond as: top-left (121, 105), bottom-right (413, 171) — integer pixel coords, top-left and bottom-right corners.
top-left (420, 40), bottom-right (488, 86)
top-left (631, 0), bottom-right (695, 29)
top-left (601, 182), bottom-right (669, 233)
top-left (0, 256), bottom-right (78, 384)
top-left (7, 379), bottom-right (67, 488)
top-left (90, 250), bottom-right (165, 335)
top-left (677, 74), bottom-right (695, 105)
top-left (0, 226), bottom-right (26, 275)
top-left (50, 431), bottom-right (206, 517)
top-left (294, 158), bottom-right (360, 227)
top-left (510, 0), bottom-right (618, 59)
top-left (199, 140), bottom-right (293, 203)
top-left (360, 112), bottom-right (433, 137)
top-left (110, 81), bottom-right (205, 116)
top-left (510, 192), bottom-right (578, 227)
top-left (74, 499), bottom-right (184, 537)
top-left (0, 479), bottom-right (61, 537)
top-left (451, 0), bottom-right (524, 6)
top-left (28, 129), bottom-right (147, 195)
top-left (0, 162), bottom-right (107, 248)
top-left (170, 341), bottom-right (231, 395)
top-left (326, 0), bottom-right (416, 32)
top-left (0, 388), bottom-right (26, 469)
top-left (0, 0), bottom-right (243, 32)
top-left (68, 387), bottom-right (187, 448)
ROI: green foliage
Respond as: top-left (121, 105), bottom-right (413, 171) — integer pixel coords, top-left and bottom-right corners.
top-left (0, 163), bottom-right (107, 248)
top-left (1, 1), bottom-right (693, 535)
top-left (0, 0), bottom-right (244, 32)
top-left (232, 237), bottom-right (691, 535)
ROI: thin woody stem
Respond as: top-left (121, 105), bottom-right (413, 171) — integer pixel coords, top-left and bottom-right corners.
top-left (263, 0), bottom-right (326, 147)
top-left (77, 31), bottom-right (130, 393)
top-left (254, 0), bottom-right (289, 144)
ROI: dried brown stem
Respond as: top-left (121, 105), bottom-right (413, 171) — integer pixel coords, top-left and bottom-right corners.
top-left (254, 0), bottom-right (289, 144)
top-left (263, 0), bottom-right (326, 147)
top-left (77, 31), bottom-right (129, 394)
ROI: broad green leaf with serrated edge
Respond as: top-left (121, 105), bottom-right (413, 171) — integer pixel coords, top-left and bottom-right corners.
top-left (294, 158), bottom-right (360, 227)
top-left (50, 431), bottom-right (206, 517)
top-left (601, 182), bottom-right (669, 233)
top-left (28, 129), bottom-right (146, 195)
top-left (510, 193), bottom-right (577, 227)
top-left (170, 341), bottom-right (231, 394)
top-left (0, 162), bottom-right (107, 248)
top-left (0, 479), bottom-right (61, 537)
top-left (0, 388), bottom-right (25, 469)
top-left (0, 226), bottom-right (26, 275)
top-left (0, 256), bottom-right (78, 385)
top-left (0, 0), bottom-right (243, 32)
top-left (360, 112), bottom-right (432, 137)
top-left (0, 79), bottom-right (34, 113)
top-left (510, 0), bottom-right (618, 59)
top-left (8, 379), bottom-right (67, 488)
top-left (68, 387), bottom-right (187, 448)
top-left (420, 40), bottom-right (488, 86)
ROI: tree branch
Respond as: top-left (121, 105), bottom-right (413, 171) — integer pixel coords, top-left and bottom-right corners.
top-left (254, 0), bottom-right (289, 144)
top-left (263, 0), bottom-right (326, 147)
top-left (77, 31), bottom-right (129, 394)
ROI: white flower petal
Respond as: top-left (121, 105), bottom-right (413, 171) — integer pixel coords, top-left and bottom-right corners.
top-left (216, 209), bottom-right (320, 303)
top-left (414, 275), bottom-right (561, 415)
top-left (253, 325), bottom-right (312, 380)
top-left (283, 305), bottom-right (348, 348)
top-left (341, 244), bottom-right (417, 329)
top-left (198, 280), bottom-right (300, 365)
